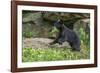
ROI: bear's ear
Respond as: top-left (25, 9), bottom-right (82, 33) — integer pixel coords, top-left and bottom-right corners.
top-left (59, 19), bottom-right (63, 24)
top-left (57, 19), bottom-right (61, 22)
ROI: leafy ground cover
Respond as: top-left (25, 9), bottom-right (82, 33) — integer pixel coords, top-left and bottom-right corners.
top-left (22, 43), bottom-right (90, 62)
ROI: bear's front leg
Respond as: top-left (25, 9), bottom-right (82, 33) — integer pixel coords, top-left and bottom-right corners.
top-left (58, 37), bottom-right (65, 45)
top-left (49, 40), bottom-right (58, 45)
top-left (49, 37), bottom-right (61, 45)
top-left (49, 33), bottom-right (61, 45)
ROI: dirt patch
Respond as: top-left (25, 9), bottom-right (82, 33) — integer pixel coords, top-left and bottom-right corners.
top-left (23, 38), bottom-right (71, 49)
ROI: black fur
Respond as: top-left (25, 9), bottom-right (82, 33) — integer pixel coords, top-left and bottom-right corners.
top-left (50, 19), bottom-right (80, 51)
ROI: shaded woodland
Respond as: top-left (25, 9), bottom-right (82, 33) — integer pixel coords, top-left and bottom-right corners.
top-left (22, 10), bottom-right (90, 62)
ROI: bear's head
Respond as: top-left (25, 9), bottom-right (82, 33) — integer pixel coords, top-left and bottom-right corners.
top-left (53, 19), bottom-right (63, 29)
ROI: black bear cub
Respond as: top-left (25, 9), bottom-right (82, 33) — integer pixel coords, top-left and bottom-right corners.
top-left (50, 19), bottom-right (80, 51)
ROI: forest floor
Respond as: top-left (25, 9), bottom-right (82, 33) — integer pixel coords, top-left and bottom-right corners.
top-left (22, 38), bottom-right (90, 62)
top-left (22, 38), bottom-right (71, 49)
